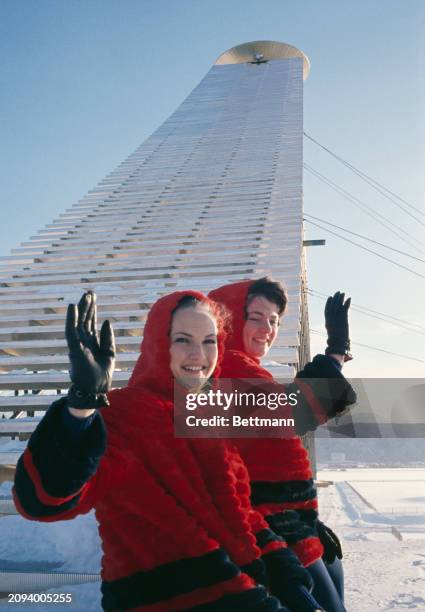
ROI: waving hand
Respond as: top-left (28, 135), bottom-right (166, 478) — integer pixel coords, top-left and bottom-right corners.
top-left (324, 291), bottom-right (352, 361)
top-left (66, 291), bottom-right (116, 409)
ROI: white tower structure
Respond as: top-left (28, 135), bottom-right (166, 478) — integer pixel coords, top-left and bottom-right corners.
top-left (0, 40), bottom-right (311, 460)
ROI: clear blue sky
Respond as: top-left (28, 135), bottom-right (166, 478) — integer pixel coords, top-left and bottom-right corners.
top-left (1, 0), bottom-right (424, 376)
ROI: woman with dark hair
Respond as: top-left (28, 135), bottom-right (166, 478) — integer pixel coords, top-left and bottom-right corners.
top-left (209, 278), bottom-right (356, 612)
top-left (13, 289), bottom-right (299, 611)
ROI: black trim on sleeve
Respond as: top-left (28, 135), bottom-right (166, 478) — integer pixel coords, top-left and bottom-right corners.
top-left (251, 479), bottom-right (316, 506)
top-left (296, 354), bottom-right (357, 416)
top-left (28, 398), bottom-right (106, 498)
top-left (265, 509), bottom-right (318, 546)
top-left (14, 455), bottom-right (82, 518)
top-left (241, 558), bottom-right (267, 585)
top-left (255, 528), bottom-right (283, 550)
top-left (101, 548), bottom-right (239, 610)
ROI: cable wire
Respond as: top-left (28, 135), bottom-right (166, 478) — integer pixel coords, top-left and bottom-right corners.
top-left (307, 289), bottom-right (425, 336)
top-left (304, 132), bottom-right (425, 223)
top-left (304, 218), bottom-right (425, 280)
top-left (304, 213), bottom-right (425, 265)
top-left (304, 163), bottom-right (425, 254)
top-left (310, 329), bottom-right (425, 364)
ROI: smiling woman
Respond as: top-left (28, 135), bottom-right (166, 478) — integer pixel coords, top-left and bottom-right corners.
top-left (243, 295), bottom-right (281, 359)
top-left (209, 277), bottom-right (356, 612)
top-left (13, 289), bottom-right (292, 612)
top-left (169, 295), bottom-right (220, 392)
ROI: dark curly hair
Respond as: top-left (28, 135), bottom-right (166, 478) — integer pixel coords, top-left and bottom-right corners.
top-left (246, 276), bottom-right (287, 315)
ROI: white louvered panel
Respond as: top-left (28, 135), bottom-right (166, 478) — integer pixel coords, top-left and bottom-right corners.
top-left (0, 452), bottom-right (21, 465)
top-left (5, 232), bottom-right (299, 261)
top-left (0, 370), bottom-right (131, 391)
top-left (0, 245), bottom-right (302, 276)
top-left (7, 232), bottom-right (300, 259)
top-left (0, 320), bottom-right (299, 343)
top-left (0, 309), bottom-right (149, 328)
top-left (0, 352), bottom-right (139, 373)
top-left (4, 236), bottom-right (301, 262)
top-left (0, 274), bottom-right (303, 298)
top-left (0, 300), bottom-right (302, 326)
top-left (0, 323), bottom-right (300, 356)
top-left (0, 54), bottom-right (307, 452)
top-left (0, 418), bottom-right (41, 434)
top-left (0, 266), bottom-right (299, 288)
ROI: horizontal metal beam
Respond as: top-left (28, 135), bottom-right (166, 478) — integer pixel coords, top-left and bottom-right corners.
top-left (0, 352), bottom-right (140, 373)
top-left (0, 321), bottom-right (299, 344)
top-left (0, 370), bottom-right (130, 390)
top-left (0, 270), bottom-right (302, 297)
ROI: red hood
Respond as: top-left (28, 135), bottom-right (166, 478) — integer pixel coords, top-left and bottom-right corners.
top-left (208, 280), bottom-right (254, 356)
top-left (128, 290), bottom-right (226, 397)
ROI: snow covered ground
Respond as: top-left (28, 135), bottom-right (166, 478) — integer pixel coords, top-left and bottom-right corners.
top-left (317, 468), bottom-right (425, 610)
top-left (320, 468), bottom-right (425, 528)
top-left (0, 468), bottom-right (424, 611)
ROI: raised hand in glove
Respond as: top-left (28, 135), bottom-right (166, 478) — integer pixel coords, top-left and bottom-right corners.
top-left (66, 291), bottom-right (115, 409)
top-left (317, 520), bottom-right (343, 565)
top-left (264, 548), bottom-right (323, 611)
top-left (325, 291), bottom-right (352, 361)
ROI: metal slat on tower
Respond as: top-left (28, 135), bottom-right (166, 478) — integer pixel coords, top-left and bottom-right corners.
top-left (0, 40), bottom-right (312, 453)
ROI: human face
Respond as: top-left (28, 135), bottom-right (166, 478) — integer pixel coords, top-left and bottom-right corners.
top-left (242, 295), bottom-right (280, 359)
top-left (169, 305), bottom-right (218, 391)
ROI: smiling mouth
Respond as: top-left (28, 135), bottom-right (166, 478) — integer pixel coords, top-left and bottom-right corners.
top-left (182, 366), bottom-right (207, 373)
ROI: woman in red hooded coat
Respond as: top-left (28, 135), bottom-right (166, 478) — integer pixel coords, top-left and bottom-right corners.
top-left (13, 289), bottom-right (297, 612)
top-left (209, 278), bottom-right (356, 612)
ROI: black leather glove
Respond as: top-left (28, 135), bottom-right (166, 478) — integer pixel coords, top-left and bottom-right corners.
top-left (263, 548), bottom-right (323, 611)
top-left (65, 291), bottom-right (116, 409)
top-left (324, 291), bottom-right (352, 361)
top-left (317, 520), bottom-right (343, 565)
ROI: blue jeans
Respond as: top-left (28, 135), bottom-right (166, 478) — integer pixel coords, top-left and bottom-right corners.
top-left (325, 557), bottom-right (344, 601)
top-left (307, 557), bottom-right (346, 612)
